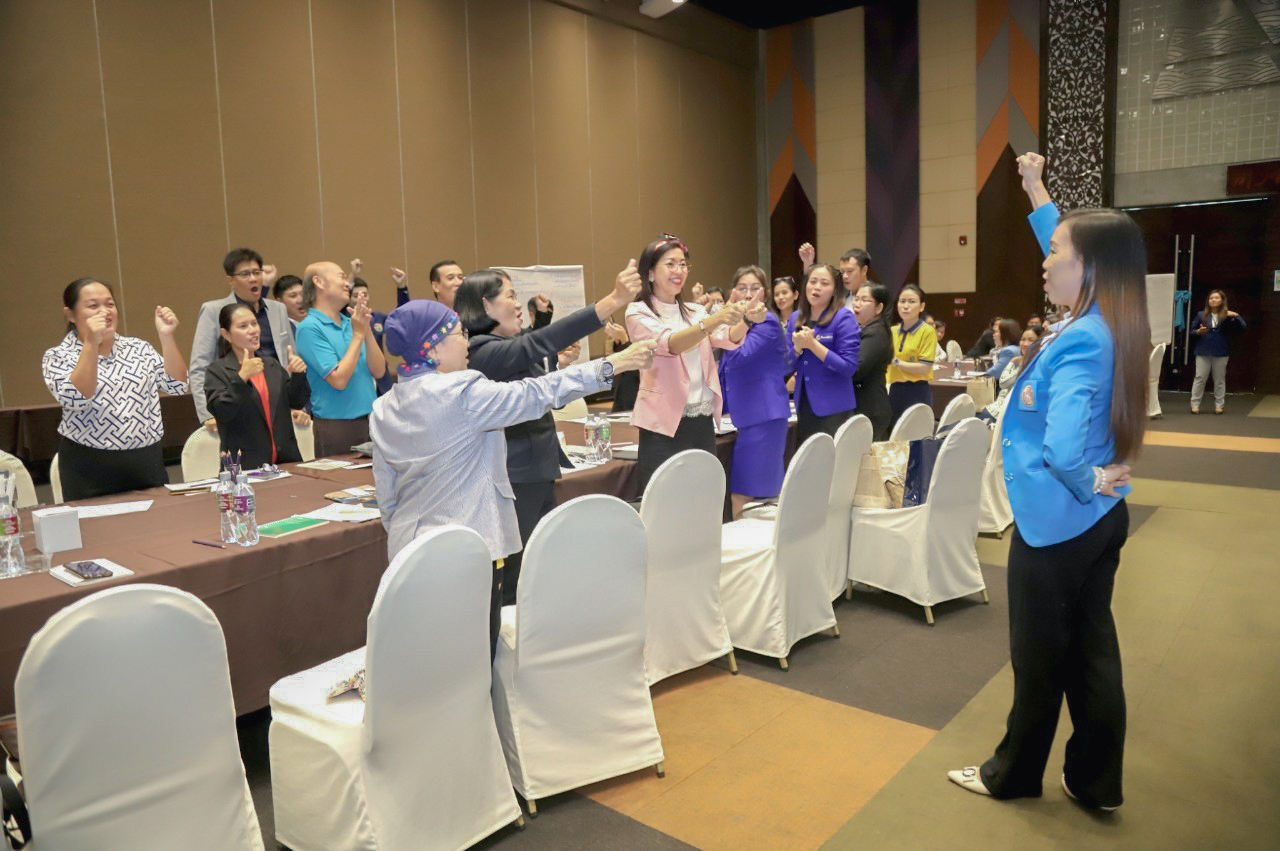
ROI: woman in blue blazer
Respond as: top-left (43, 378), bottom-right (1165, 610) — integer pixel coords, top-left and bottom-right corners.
top-left (983, 318), bottom-right (1022, 379)
top-left (788, 263), bottom-right (861, 444)
top-left (719, 266), bottom-right (790, 518)
top-left (949, 153), bottom-right (1150, 813)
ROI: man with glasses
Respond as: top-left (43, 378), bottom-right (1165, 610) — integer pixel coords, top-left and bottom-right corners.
top-left (189, 247), bottom-right (299, 430)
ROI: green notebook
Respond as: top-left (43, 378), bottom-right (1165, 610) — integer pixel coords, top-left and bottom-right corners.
top-left (258, 516), bottom-right (331, 538)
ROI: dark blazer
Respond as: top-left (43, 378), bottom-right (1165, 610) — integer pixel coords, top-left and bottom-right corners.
top-left (967, 328), bottom-right (995, 358)
top-left (205, 351), bottom-right (311, 469)
top-left (852, 319), bottom-right (892, 441)
top-left (787, 308), bottom-right (861, 417)
top-left (719, 312), bottom-right (790, 429)
top-left (468, 304), bottom-right (605, 483)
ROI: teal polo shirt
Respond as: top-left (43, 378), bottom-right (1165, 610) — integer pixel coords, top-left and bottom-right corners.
top-left (296, 308), bottom-right (376, 420)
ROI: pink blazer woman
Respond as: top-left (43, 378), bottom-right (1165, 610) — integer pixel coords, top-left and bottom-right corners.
top-left (624, 300), bottom-right (740, 437)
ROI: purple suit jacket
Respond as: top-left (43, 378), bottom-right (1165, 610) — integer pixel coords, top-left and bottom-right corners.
top-left (719, 312), bottom-right (790, 429)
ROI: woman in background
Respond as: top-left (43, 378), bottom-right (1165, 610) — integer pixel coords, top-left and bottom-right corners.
top-left (887, 284), bottom-right (937, 425)
top-left (983, 318), bottom-right (1023, 379)
top-left (625, 235), bottom-right (748, 491)
top-left (788, 263), bottom-right (860, 443)
top-left (205, 303), bottom-right (311, 469)
top-left (718, 266), bottom-right (788, 518)
top-left (982, 325), bottom-right (1044, 422)
top-left (1189, 289), bottom-right (1246, 414)
top-left (850, 283), bottom-right (893, 441)
top-left (42, 278), bottom-right (188, 501)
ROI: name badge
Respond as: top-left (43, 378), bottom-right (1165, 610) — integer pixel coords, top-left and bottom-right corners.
top-left (1019, 380), bottom-right (1040, 412)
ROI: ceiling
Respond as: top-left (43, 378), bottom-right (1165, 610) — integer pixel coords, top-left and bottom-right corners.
top-left (689, 0), bottom-right (865, 29)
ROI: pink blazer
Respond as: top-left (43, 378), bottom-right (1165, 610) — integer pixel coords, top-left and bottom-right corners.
top-left (624, 300), bottom-right (740, 437)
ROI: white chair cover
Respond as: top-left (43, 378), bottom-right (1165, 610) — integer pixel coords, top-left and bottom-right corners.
top-left (1147, 342), bottom-right (1167, 418)
top-left (889, 402), bottom-right (935, 443)
top-left (492, 495), bottom-right (663, 804)
top-left (269, 526), bottom-right (520, 851)
top-left (936, 394), bottom-right (976, 433)
top-left (181, 427), bottom-right (222, 482)
top-left (293, 421), bottom-right (317, 461)
top-left (945, 339), bottom-right (964, 361)
top-left (550, 397), bottom-right (589, 421)
top-left (640, 450), bottom-right (734, 685)
top-left (978, 404), bottom-right (1014, 535)
top-left (848, 419), bottom-right (988, 617)
top-left (15, 584), bottom-right (263, 851)
top-left (0, 450), bottom-right (37, 509)
top-left (720, 434), bottom-right (837, 660)
top-left (49, 453), bottom-right (63, 505)
top-left (826, 416), bottom-right (872, 600)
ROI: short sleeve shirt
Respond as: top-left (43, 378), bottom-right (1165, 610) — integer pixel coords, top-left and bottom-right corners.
top-left (887, 320), bottom-right (937, 383)
top-left (296, 309), bottom-right (376, 420)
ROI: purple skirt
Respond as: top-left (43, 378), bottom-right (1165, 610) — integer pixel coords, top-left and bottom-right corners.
top-left (729, 418), bottom-right (789, 498)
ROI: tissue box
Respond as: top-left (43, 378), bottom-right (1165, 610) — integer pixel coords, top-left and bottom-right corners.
top-left (32, 506), bottom-right (83, 555)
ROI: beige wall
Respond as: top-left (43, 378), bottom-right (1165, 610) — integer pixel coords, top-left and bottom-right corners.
top-left (0, 0), bottom-right (756, 407)
top-left (813, 8), bottom-right (866, 262)
top-left (918, 0), bottom-right (976, 294)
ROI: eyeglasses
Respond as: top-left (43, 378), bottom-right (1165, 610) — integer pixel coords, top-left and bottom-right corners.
top-left (662, 261), bottom-right (691, 272)
top-left (449, 326), bottom-right (469, 340)
top-left (232, 269), bottom-right (265, 279)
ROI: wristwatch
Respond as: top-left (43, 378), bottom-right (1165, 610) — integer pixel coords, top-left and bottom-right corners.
top-left (596, 359), bottom-right (616, 386)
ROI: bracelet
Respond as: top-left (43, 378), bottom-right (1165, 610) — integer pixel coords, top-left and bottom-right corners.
top-left (1091, 466), bottom-right (1108, 494)
top-left (698, 319), bottom-right (709, 335)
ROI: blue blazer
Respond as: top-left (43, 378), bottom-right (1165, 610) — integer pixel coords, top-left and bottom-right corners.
top-left (985, 344), bottom-right (1020, 378)
top-left (719, 312), bottom-right (790, 429)
top-left (788, 308), bottom-right (860, 417)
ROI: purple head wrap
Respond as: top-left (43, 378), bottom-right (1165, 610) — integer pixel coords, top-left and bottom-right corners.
top-left (384, 300), bottom-right (461, 376)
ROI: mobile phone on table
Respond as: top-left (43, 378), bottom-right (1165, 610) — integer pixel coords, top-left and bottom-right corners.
top-left (65, 560), bottom-right (113, 580)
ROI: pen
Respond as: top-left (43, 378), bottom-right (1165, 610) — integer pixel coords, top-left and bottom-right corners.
top-left (192, 539), bottom-right (225, 549)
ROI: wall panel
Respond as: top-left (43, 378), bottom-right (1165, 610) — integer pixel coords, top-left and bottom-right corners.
top-left (467, 0), bottom-right (539, 267)
top-left (635, 36), bottom-right (685, 250)
top-left (212, 0), bottom-right (323, 282)
top-left (395, 0), bottom-right (479, 279)
top-left (96, 0), bottom-right (227, 356)
top-left (311, 0), bottom-right (404, 307)
top-left (0, 0), bottom-right (120, 406)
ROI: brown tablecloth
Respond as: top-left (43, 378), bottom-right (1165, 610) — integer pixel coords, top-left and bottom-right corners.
top-left (930, 362), bottom-right (995, 418)
top-left (0, 471), bottom-right (386, 716)
top-left (0, 395), bottom-right (202, 466)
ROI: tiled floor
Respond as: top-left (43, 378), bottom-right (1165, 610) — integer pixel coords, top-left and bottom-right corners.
top-left (242, 390), bottom-right (1280, 849)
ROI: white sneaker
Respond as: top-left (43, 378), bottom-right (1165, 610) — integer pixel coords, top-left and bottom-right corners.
top-left (1061, 774), bottom-right (1119, 812)
top-left (947, 766), bottom-right (991, 796)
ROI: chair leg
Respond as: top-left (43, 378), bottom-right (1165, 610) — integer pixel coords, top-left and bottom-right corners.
top-left (779, 656), bottom-right (789, 671)
top-left (656, 761), bottom-right (666, 778)
top-left (515, 814), bottom-right (527, 830)
top-left (527, 799), bottom-right (538, 818)
top-left (924, 606), bottom-right (935, 626)
top-left (845, 579), bottom-right (853, 600)
top-left (831, 622), bottom-right (841, 638)
top-left (727, 648), bottom-right (739, 674)
top-left (981, 588), bottom-right (990, 604)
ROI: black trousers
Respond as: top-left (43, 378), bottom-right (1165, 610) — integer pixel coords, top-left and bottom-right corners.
top-left (981, 501), bottom-right (1129, 807)
top-left (58, 437), bottom-right (167, 502)
top-left (312, 416), bottom-right (369, 458)
top-left (504, 480), bottom-right (558, 605)
top-left (636, 415), bottom-right (715, 494)
top-left (795, 395), bottom-right (853, 446)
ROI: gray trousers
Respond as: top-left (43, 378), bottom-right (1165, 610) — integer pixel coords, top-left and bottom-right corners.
top-left (1191, 355), bottom-right (1228, 408)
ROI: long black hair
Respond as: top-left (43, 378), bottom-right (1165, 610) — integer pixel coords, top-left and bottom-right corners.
top-left (856, 282), bottom-right (891, 331)
top-left (636, 235), bottom-right (692, 324)
top-left (215, 302), bottom-right (257, 358)
top-left (454, 269), bottom-right (506, 335)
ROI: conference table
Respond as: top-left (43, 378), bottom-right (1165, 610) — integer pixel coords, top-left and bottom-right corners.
top-left (0, 421), bottom-right (748, 717)
top-left (0, 395), bottom-right (201, 468)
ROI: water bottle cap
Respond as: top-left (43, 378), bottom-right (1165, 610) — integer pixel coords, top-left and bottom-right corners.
top-left (236, 473), bottom-right (248, 484)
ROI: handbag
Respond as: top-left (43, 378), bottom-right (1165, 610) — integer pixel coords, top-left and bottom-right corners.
top-left (854, 441), bottom-right (909, 508)
top-left (966, 376), bottom-right (995, 409)
top-left (903, 423), bottom-right (957, 506)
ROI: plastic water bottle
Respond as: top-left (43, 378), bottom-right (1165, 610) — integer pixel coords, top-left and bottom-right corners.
top-left (0, 472), bottom-right (24, 577)
top-left (233, 473), bottom-right (259, 547)
top-left (597, 414), bottom-right (612, 462)
top-left (584, 414), bottom-right (601, 464)
top-left (216, 471), bottom-right (236, 544)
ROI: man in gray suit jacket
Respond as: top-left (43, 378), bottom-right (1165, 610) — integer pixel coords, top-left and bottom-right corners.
top-left (189, 247), bottom-right (299, 428)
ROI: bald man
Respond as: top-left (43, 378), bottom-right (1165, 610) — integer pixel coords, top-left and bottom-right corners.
top-left (294, 261), bottom-right (388, 456)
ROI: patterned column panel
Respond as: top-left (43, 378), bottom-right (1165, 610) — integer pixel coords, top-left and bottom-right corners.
top-left (1043, 0), bottom-right (1114, 209)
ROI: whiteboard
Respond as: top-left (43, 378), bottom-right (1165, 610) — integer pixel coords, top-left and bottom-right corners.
top-left (1146, 273), bottom-right (1175, 347)
top-left (494, 264), bottom-right (590, 362)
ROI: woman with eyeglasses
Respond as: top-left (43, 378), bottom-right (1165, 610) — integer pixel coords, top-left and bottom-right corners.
top-left (454, 263), bottom-right (642, 603)
top-left (717, 266), bottom-right (790, 518)
top-left (41, 278), bottom-right (189, 501)
top-left (850, 283), bottom-right (894, 440)
top-left (788, 263), bottom-right (861, 444)
top-left (887, 284), bottom-right (937, 425)
top-left (372, 301), bottom-right (655, 655)
top-left (624, 235), bottom-right (750, 491)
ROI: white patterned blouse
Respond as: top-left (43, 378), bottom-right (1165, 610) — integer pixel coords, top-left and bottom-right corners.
top-left (41, 332), bottom-right (189, 450)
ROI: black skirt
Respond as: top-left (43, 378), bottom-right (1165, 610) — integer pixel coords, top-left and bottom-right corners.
top-left (636, 415), bottom-right (715, 493)
top-left (57, 436), bottom-right (168, 502)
